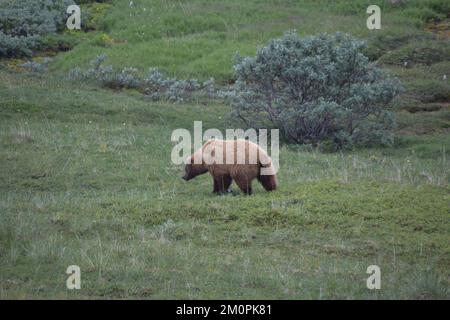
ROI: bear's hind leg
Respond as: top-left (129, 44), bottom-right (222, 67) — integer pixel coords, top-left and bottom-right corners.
top-left (234, 177), bottom-right (252, 195)
top-left (223, 175), bottom-right (232, 193)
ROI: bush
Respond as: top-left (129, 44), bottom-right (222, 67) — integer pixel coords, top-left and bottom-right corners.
top-left (69, 55), bottom-right (217, 102)
top-left (116, 67), bottom-right (141, 89)
top-left (19, 58), bottom-right (51, 73)
top-left (0, 32), bottom-right (39, 57)
top-left (142, 69), bottom-right (203, 102)
top-left (69, 54), bottom-right (115, 86)
top-left (228, 32), bottom-right (403, 148)
top-left (0, 0), bottom-right (74, 57)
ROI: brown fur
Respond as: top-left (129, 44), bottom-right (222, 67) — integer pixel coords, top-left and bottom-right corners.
top-left (182, 139), bottom-right (278, 195)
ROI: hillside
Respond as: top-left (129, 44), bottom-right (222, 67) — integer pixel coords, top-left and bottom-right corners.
top-left (0, 0), bottom-right (449, 299)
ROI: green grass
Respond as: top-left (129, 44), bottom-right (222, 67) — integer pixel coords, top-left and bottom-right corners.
top-left (0, 0), bottom-right (449, 299)
top-left (0, 71), bottom-right (449, 299)
top-left (51, 0), bottom-right (439, 81)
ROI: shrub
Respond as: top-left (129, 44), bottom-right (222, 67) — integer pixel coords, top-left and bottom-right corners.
top-left (142, 70), bottom-right (202, 102)
top-left (0, 32), bottom-right (38, 57)
top-left (19, 58), bottom-right (51, 73)
top-left (116, 67), bottom-right (141, 89)
top-left (142, 68), bottom-right (169, 100)
top-left (203, 78), bottom-right (217, 98)
top-left (228, 32), bottom-right (403, 148)
top-left (69, 54), bottom-right (114, 86)
top-left (166, 79), bottom-right (201, 102)
top-left (69, 55), bottom-right (217, 102)
top-left (0, 0), bottom-right (74, 57)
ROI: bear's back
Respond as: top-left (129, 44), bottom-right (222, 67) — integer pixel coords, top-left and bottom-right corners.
top-left (203, 139), bottom-right (268, 166)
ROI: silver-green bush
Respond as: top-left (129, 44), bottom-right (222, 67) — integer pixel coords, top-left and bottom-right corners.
top-left (69, 55), bottom-right (217, 102)
top-left (0, 0), bottom-right (74, 57)
top-left (228, 31), bottom-right (403, 149)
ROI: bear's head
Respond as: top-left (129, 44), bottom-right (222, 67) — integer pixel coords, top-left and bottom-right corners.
top-left (182, 155), bottom-right (208, 181)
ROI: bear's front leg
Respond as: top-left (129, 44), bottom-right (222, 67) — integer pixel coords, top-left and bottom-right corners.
top-left (213, 175), bottom-right (232, 194)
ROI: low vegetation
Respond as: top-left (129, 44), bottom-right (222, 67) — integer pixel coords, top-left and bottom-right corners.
top-left (0, 0), bottom-right (448, 299)
top-left (0, 0), bottom-right (75, 57)
top-left (69, 54), bottom-right (217, 102)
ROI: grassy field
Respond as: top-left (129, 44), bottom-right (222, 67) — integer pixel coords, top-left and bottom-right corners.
top-left (50, 0), bottom-right (448, 81)
top-left (0, 0), bottom-right (449, 299)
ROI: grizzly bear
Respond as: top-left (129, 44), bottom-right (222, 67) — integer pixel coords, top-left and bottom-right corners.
top-left (182, 139), bottom-right (278, 195)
